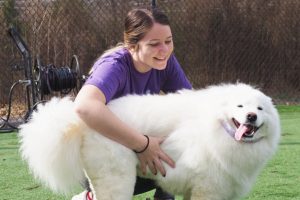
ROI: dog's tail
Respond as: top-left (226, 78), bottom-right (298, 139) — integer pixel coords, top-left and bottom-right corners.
top-left (19, 97), bottom-right (86, 194)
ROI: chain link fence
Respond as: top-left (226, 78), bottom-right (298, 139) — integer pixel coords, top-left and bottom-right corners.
top-left (0, 0), bottom-right (299, 128)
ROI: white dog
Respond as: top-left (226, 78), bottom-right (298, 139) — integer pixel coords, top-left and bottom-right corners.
top-left (19, 83), bottom-right (280, 200)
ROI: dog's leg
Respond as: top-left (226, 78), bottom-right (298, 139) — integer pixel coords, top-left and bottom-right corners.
top-left (80, 130), bottom-right (139, 199)
top-left (84, 157), bottom-right (137, 200)
top-left (87, 170), bottom-right (136, 200)
top-left (189, 188), bottom-right (217, 200)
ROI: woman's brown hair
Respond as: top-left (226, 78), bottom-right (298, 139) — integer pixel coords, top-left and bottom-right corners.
top-left (124, 8), bottom-right (170, 48)
top-left (93, 8), bottom-right (170, 69)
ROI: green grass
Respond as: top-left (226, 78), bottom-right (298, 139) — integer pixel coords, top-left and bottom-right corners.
top-left (0, 105), bottom-right (299, 200)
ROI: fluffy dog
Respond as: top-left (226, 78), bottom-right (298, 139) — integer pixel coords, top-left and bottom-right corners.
top-left (19, 83), bottom-right (280, 200)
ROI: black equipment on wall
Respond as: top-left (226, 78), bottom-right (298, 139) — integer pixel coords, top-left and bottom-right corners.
top-left (0, 26), bottom-right (85, 133)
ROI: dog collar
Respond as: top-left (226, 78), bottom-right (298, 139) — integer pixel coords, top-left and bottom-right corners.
top-left (221, 121), bottom-right (235, 138)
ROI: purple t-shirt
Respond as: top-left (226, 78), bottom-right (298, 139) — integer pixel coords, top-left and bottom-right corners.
top-left (85, 48), bottom-right (192, 103)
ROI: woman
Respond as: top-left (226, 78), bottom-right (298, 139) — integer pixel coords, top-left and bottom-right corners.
top-left (72, 8), bottom-right (192, 200)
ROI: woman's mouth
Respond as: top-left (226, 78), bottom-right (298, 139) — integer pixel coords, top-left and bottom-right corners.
top-left (154, 56), bottom-right (167, 61)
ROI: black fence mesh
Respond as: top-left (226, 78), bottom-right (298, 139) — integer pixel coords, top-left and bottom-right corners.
top-left (0, 0), bottom-right (299, 126)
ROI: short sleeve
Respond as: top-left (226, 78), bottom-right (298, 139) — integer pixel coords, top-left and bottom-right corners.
top-left (84, 60), bottom-right (125, 103)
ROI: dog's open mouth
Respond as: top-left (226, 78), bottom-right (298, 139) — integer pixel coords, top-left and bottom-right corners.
top-left (232, 118), bottom-right (262, 141)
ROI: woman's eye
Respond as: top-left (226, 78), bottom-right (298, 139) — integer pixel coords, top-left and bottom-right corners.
top-left (148, 43), bottom-right (159, 47)
top-left (165, 40), bottom-right (172, 44)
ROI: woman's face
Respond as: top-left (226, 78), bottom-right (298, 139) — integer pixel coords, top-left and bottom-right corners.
top-left (131, 22), bottom-right (174, 73)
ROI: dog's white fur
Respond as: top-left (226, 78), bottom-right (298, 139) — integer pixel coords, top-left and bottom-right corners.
top-left (19, 83), bottom-right (280, 200)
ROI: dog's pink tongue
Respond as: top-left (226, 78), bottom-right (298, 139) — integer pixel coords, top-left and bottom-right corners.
top-left (235, 124), bottom-right (248, 141)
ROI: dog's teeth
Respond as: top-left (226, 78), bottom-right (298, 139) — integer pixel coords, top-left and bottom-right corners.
top-left (247, 131), bottom-right (255, 137)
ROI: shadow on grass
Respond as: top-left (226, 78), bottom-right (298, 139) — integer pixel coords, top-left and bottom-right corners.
top-left (0, 147), bottom-right (18, 150)
top-left (280, 142), bottom-right (300, 145)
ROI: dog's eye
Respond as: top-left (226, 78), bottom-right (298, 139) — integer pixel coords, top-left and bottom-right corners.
top-left (237, 105), bottom-right (243, 108)
top-left (257, 106), bottom-right (263, 110)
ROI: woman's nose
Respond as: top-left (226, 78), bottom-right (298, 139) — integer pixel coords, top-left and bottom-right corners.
top-left (159, 44), bottom-right (169, 53)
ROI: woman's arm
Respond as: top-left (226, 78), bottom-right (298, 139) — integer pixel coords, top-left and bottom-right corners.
top-left (74, 85), bottom-right (175, 176)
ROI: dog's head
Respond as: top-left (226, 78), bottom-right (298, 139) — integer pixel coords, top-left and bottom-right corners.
top-left (218, 84), bottom-right (280, 144)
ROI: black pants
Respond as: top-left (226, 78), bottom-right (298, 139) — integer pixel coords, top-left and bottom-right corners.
top-left (133, 177), bottom-right (157, 194)
top-left (134, 177), bottom-right (174, 198)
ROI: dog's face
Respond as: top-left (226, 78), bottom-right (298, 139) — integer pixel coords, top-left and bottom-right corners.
top-left (229, 97), bottom-right (268, 143)
top-left (220, 85), bottom-right (280, 144)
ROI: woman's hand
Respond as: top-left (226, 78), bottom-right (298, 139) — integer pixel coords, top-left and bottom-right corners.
top-left (136, 136), bottom-right (175, 176)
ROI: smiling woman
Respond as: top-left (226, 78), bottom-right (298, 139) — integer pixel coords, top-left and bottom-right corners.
top-left (131, 23), bottom-right (174, 72)
top-left (72, 7), bottom-right (192, 200)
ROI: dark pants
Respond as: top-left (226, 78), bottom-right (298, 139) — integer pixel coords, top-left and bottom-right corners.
top-left (134, 177), bottom-right (174, 199)
top-left (133, 177), bottom-right (156, 194)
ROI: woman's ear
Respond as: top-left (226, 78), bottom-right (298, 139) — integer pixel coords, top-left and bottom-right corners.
top-left (128, 44), bottom-right (138, 52)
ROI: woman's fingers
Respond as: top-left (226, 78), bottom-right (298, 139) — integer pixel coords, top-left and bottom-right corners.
top-left (159, 151), bottom-right (175, 169)
top-left (153, 158), bottom-right (166, 177)
top-left (137, 136), bottom-right (175, 176)
top-left (139, 157), bottom-right (147, 175)
top-left (156, 136), bottom-right (175, 168)
top-left (147, 161), bottom-right (157, 175)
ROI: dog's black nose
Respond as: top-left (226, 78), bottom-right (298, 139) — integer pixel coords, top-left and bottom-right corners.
top-left (247, 113), bottom-right (257, 122)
